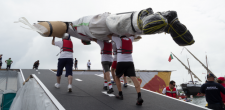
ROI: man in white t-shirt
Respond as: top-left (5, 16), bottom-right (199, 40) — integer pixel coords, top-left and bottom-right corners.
top-left (111, 42), bottom-right (128, 87)
top-left (108, 34), bottom-right (144, 106)
top-left (87, 60), bottom-right (91, 70)
top-left (93, 39), bottom-right (114, 94)
top-left (52, 33), bottom-right (73, 92)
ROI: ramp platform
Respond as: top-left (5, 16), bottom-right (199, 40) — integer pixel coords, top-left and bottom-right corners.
top-left (21, 69), bottom-right (207, 110)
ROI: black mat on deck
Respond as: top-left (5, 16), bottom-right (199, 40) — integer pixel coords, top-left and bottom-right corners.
top-left (21, 69), bottom-right (207, 110)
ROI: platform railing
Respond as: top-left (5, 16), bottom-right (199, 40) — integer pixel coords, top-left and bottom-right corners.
top-left (19, 69), bottom-right (65, 110)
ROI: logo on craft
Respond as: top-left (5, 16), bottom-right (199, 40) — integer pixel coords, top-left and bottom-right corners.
top-left (137, 78), bottom-right (142, 84)
top-left (142, 75), bottom-right (166, 93)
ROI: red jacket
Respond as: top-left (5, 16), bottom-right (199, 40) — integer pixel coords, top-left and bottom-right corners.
top-left (62, 40), bottom-right (73, 52)
top-left (165, 86), bottom-right (177, 98)
top-left (221, 84), bottom-right (225, 103)
top-left (101, 41), bottom-right (112, 55)
top-left (120, 38), bottom-right (133, 54)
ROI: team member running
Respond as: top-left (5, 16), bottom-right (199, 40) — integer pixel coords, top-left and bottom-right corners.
top-left (108, 34), bottom-right (144, 105)
top-left (0, 54), bottom-right (2, 69)
top-left (93, 39), bottom-right (114, 93)
top-left (111, 42), bottom-right (127, 87)
top-left (52, 33), bottom-right (73, 92)
top-left (5, 58), bottom-right (13, 71)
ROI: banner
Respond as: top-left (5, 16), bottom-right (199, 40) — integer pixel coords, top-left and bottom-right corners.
top-left (136, 72), bottom-right (171, 93)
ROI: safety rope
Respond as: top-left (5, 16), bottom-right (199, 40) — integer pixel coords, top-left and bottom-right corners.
top-left (168, 21), bottom-right (194, 45)
top-left (143, 13), bottom-right (168, 34)
top-left (167, 18), bottom-right (194, 45)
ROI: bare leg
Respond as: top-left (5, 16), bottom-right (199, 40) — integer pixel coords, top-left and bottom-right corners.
top-left (130, 77), bottom-right (141, 93)
top-left (115, 76), bottom-right (122, 91)
top-left (123, 75), bottom-right (127, 83)
top-left (111, 68), bottom-right (116, 82)
top-left (57, 76), bottom-right (61, 84)
top-left (0, 66), bottom-right (1, 69)
top-left (68, 75), bottom-right (73, 85)
top-left (103, 71), bottom-right (107, 80)
top-left (105, 71), bottom-right (111, 82)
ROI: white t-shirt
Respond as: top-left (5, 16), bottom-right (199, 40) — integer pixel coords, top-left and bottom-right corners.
top-left (87, 62), bottom-right (91, 66)
top-left (112, 42), bottom-right (117, 61)
top-left (162, 87), bottom-right (179, 95)
top-left (97, 40), bottom-right (113, 62)
top-left (55, 41), bottom-right (73, 58)
top-left (111, 36), bottom-right (134, 62)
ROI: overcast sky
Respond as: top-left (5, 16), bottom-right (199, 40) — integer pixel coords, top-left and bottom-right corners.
top-left (0, 0), bottom-right (225, 85)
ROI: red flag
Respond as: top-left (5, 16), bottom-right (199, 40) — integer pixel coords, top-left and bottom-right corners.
top-left (168, 54), bottom-right (173, 62)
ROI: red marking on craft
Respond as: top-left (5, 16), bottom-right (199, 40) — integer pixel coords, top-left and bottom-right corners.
top-left (142, 75), bottom-right (166, 93)
top-left (137, 78), bottom-right (142, 84)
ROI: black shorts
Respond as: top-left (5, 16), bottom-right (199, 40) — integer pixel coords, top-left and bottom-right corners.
top-left (0, 63), bottom-right (2, 66)
top-left (57, 58), bottom-right (73, 77)
top-left (101, 61), bottom-right (112, 73)
top-left (116, 62), bottom-right (136, 78)
top-left (75, 64), bottom-right (77, 68)
top-left (7, 65), bottom-right (11, 69)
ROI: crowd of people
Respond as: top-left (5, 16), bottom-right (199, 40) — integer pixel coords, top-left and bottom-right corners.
top-left (161, 74), bottom-right (225, 110)
top-left (162, 74), bottom-right (224, 110)
top-left (52, 33), bottom-right (143, 105)
top-left (200, 74), bottom-right (225, 110)
top-left (2, 32), bottom-right (224, 108)
top-left (49, 32), bottom-right (225, 108)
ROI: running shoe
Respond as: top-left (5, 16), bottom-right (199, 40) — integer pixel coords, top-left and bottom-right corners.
top-left (54, 83), bottom-right (60, 88)
top-left (107, 88), bottom-right (114, 94)
top-left (68, 84), bottom-right (72, 92)
top-left (103, 86), bottom-right (108, 90)
top-left (124, 83), bottom-right (128, 87)
top-left (116, 95), bottom-right (123, 100)
top-left (111, 81), bottom-right (116, 85)
top-left (136, 97), bottom-right (144, 106)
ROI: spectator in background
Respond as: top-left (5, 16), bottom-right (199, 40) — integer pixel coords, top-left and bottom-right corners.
top-left (0, 54), bottom-right (2, 69)
top-left (5, 58), bottom-right (13, 71)
top-left (217, 77), bottom-right (225, 106)
top-left (33, 60), bottom-right (40, 69)
top-left (201, 73), bottom-right (225, 110)
top-left (87, 60), bottom-right (91, 70)
top-left (74, 58), bottom-right (78, 70)
top-left (162, 80), bottom-right (179, 99)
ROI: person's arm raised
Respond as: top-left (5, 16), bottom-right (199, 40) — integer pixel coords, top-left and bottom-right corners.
top-left (107, 34), bottom-right (113, 40)
top-left (52, 36), bottom-right (55, 45)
